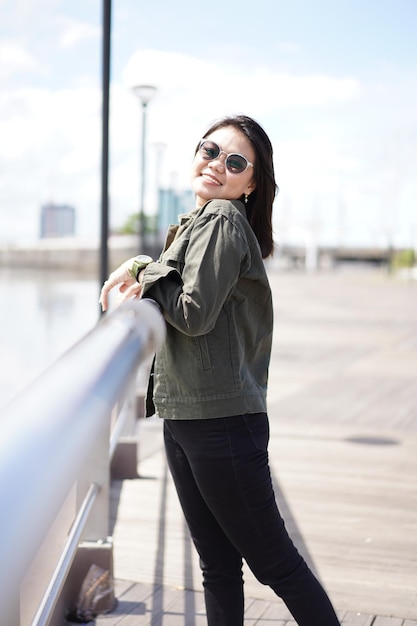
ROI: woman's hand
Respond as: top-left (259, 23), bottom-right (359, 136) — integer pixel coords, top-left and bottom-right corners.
top-left (99, 257), bottom-right (140, 312)
top-left (112, 281), bottom-right (143, 308)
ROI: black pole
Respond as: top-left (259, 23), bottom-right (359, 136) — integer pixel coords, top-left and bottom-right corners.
top-left (99, 0), bottom-right (111, 308)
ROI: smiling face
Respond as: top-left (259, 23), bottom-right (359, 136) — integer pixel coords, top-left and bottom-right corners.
top-left (191, 125), bottom-right (256, 209)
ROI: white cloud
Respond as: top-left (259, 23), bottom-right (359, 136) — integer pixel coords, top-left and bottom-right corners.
top-left (57, 17), bottom-right (100, 49)
top-left (0, 40), bottom-right (45, 77)
top-left (0, 44), bottom-right (415, 248)
top-left (277, 42), bottom-right (302, 55)
top-left (123, 49), bottom-right (360, 112)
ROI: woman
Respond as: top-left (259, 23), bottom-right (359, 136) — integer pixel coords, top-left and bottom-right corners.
top-left (99, 114), bottom-right (340, 626)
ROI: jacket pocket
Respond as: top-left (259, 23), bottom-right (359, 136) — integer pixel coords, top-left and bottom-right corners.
top-left (195, 335), bottom-right (211, 371)
top-left (162, 235), bottom-right (190, 274)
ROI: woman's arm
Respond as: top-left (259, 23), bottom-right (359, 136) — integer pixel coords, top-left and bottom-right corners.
top-left (142, 210), bottom-right (249, 336)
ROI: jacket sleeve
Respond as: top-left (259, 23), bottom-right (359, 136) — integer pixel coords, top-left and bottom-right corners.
top-left (141, 207), bottom-right (250, 336)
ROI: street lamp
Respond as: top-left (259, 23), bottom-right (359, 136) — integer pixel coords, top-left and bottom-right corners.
top-left (132, 84), bottom-right (157, 253)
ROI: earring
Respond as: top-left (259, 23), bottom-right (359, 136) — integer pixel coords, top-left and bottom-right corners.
top-left (244, 194), bottom-right (249, 204)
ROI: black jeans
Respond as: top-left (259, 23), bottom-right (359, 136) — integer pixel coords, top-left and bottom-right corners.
top-left (163, 413), bottom-right (340, 626)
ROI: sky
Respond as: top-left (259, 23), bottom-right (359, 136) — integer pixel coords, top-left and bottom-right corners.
top-left (0, 0), bottom-right (416, 248)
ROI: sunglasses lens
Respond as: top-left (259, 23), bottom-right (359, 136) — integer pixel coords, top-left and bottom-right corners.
top-left (225, 155), bottom-right (247, 174)
top-left (199, 140), bottom-right (249, 174)
top-left (200, 141), bottom-right (220, 160)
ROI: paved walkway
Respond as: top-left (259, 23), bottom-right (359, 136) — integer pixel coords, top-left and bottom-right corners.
top-left (97, 268), bottom-right (417, 625)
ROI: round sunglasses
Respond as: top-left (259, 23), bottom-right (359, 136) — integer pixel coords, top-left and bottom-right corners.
top-left (198, 140), bottom-right (254, 174)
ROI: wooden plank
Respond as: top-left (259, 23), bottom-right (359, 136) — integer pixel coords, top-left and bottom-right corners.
top-left (340, 612), bottom-right (374, 625)
top-left (243, 598), bottom-right (269, 620)
top-left (256, 600), bottom-right (292, 620)
top-left (95, 582), bottom-right (155, 625)
top-left (161, 588), bottom-right (206, 626)
top-left (96, 585), bottom-right (208, 626)
top-left (373, 617), bottom-right (403, 626)
top-left (252, 620), bottom-right (287, 625)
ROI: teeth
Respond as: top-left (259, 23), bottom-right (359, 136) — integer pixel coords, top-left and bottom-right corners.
top-left (203, 173), bottom-right (221, 185)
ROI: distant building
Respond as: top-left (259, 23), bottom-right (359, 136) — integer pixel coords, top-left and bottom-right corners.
top-left (40, 203), bottom-right (76, 238)
top-left (158, 188), bottom-right (193, 235)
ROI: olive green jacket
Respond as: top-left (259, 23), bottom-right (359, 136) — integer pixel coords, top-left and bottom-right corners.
top-left (141, 198), bottom-right (273, 420)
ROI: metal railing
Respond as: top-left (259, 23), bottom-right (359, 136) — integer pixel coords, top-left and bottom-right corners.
top-left (0, 299), bottom-right (165, 626)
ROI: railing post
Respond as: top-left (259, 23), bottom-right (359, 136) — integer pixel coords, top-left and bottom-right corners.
top-left (76, 414), bottom-right (111, 541)
top-left (110, 379), bottom-right (140, 479)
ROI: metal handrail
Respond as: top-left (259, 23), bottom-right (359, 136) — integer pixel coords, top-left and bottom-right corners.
top-left (0, 299), bottom-right (165, 626)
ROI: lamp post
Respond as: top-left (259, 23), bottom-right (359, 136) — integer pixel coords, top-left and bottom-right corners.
top-left (153, 142), bottom-right (166, 247)
top-left (132, 84), bottom-right (157, 253)
top-left (99, 0), bottom-right (111, 310)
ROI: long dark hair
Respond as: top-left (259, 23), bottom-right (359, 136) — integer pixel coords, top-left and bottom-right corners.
top-left (199, 114), bottom-right (278, 258)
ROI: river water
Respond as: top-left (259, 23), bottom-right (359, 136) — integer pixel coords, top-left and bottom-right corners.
top-left (0, 268), bottom-right (101, 410)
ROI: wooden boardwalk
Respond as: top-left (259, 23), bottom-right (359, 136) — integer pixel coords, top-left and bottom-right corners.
top-left (97, 269), bottom-right (417, 625)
